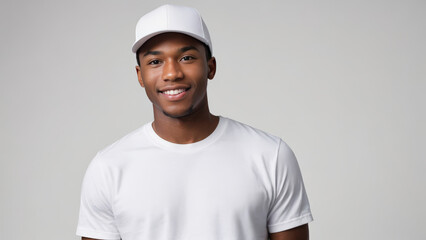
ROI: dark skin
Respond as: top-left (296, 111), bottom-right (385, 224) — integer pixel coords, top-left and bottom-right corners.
top-left (269, 224), bottom-right (309, 240)
top-left (136, 33), bottom-right (218, 144)
top-left (82, 33), bottom-right (309, 240)
top-left (82, 224), bottom-right (308, 240)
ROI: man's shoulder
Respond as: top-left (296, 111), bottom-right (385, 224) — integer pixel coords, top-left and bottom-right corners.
top-left (221, 116), bottom-right (282, 146)
top-left (96, 122), bottom-right (151, 158)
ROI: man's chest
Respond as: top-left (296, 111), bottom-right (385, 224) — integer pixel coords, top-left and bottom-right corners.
top-left (111, 152), bottom-right (273, 237)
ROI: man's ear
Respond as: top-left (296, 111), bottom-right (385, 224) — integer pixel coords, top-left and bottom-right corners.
top-left (207, 57), bottom-right (216, 80)
top-left (135, 65), bottom-right (145, 88)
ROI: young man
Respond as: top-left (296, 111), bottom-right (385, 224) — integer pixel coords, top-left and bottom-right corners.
top-left (77, 4), bottom-right (313, 240)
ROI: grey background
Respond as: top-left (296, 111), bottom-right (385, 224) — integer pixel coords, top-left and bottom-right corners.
top-left (1, 0), bottom-right (425, 239)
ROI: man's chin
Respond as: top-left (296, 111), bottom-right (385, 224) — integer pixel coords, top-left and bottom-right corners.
top-left (162, 107), bottom-right (194, 119)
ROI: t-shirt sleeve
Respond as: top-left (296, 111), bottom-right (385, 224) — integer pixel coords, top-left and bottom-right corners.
top-left (76, 154), bottom-right (121, 240)
top-left (267, 140), bottom-right (313, 233)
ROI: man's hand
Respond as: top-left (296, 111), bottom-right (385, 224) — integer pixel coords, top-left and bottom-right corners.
top-left (269, 224), bottom-right (309, 240)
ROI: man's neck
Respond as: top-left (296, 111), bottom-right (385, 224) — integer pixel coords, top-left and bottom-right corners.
top-left (151, 107), bottom-right (219, 144)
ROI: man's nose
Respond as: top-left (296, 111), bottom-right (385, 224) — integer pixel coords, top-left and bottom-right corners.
top-left (162, 60), bottom-right (184, 81)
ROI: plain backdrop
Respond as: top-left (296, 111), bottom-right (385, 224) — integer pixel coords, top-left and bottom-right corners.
top-left (1, 0), bottom-right (425, 239)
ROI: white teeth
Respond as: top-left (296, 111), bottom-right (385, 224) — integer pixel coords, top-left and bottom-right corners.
top-left (163, 89), bottom-right (185, 95)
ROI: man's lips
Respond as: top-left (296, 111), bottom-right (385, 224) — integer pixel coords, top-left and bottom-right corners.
top-left (161, 88), bottom-right (187, 95)
top-left (158, 86), bottom-right (191, 95)
top-left (158, 86), bottom-right (191, 100)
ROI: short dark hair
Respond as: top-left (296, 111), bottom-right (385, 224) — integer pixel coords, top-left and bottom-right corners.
top-left (136, 43), bottom-right (212, 66)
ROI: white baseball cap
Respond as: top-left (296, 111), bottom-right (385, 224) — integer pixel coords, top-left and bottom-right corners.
top-left (132, 4), bottom-right (212, 54)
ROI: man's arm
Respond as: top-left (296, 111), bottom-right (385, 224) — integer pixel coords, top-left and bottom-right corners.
top-left (81, 225), bottom-right (308, 240)
top-left (269, 224), bottom-right (309, 240)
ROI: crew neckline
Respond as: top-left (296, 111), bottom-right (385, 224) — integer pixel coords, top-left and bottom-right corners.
top-left (144, 116), bottom-right (228, 153)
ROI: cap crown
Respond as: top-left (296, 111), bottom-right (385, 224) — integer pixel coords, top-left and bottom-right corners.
top-left (132, 4), bottom-right (212, 54)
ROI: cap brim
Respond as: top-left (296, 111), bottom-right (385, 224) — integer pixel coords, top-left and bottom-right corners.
top-left (132, 30), bottom-right (212, 53)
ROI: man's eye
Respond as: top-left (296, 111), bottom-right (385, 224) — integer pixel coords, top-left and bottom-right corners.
top-left (181, 56), bottom-right (195, 61)
top-left (148, 60), bottom-right (160, 65)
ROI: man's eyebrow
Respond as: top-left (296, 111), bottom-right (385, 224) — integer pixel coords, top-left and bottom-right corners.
top-left (180, 46), bottom-right (199, 53)
top-left (142, 46), bottom-right (198, 57)
top-left (143, 50), bottom-right (162, 57)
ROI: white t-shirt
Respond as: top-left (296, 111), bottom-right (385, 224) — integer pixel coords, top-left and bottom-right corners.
top-left (76, 117), bottom-right (313, 240)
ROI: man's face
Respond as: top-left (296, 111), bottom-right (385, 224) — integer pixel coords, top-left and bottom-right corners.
top-left (136, 33), bottom-right (216, 119)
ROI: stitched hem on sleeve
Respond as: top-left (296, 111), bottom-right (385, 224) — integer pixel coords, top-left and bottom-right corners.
top-left (268, 213), bottom-right (314, 233)
top-left (76, 227), bottom-right (121, 240)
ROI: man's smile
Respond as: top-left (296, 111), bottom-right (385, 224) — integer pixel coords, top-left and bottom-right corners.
top-left (160, 88), bottom-right (189, 95)
top-left (158, 86), bottom-right (191, 101)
